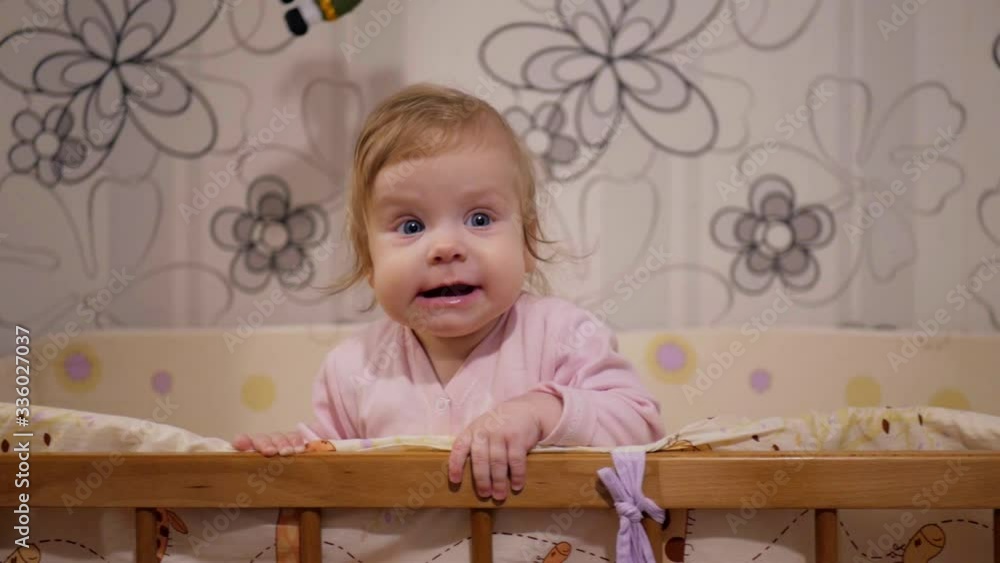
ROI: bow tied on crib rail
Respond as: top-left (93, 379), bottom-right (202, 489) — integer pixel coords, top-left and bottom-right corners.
top-left (597, 450), bottom-right (666, 563)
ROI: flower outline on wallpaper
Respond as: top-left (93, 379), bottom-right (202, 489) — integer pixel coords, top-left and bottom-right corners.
top-left (504, 103), bottom-right (580, 178)
top-left (479, 0), bottom-right (723, 180)
top-left (978, 181), bottom-right (1000, 247)
top-left (711, 174), bottom-right (834, 295)
top-left (726, 76), bottom-right (966, 304)
top-left (7, 106), bottom-right (87, 188)
top-left (0, 0), bottom-right (222, 186)
top-left (971, 181), bottom-right (1000, 330)
top-left (211, 175), bottom-right (330, 294)
top-left (727, 0), bottom-right (823, 51)
top-left (994, 34), bottom-right (1000, 69)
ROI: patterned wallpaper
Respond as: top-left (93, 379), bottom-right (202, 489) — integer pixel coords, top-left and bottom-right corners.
top-left (1, 0), bottom-right (999, 355)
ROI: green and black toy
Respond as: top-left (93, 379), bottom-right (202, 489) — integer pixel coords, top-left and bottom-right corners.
top-left (280, 0), bottom-right (364, 36)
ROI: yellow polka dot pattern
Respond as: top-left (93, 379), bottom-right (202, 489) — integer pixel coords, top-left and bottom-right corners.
top-left (241, 375), bottom-right (276, 412)
top-left (929, 388), bottom-right (971, 410)
top-left (845, 375), bottom-right (881, 407)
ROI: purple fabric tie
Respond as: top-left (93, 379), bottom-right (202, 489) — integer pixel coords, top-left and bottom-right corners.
top-left (597, 450), bottom-right (665, 563)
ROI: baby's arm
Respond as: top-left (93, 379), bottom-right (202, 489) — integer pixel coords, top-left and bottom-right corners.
top-left (533, 307), bottom-right (665, 447)
top-left (446, 309), bottom-right (662, 501)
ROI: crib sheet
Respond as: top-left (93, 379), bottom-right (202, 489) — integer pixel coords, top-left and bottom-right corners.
top-left (1, 403), bottom-right (998, 562)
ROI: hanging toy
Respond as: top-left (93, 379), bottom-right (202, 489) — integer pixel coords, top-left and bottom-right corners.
top-left (281, 0), bottom-right (363, 37)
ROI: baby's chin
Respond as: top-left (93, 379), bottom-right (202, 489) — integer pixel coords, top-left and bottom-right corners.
top-left (410, 318), bottom-right (490, 339)
top-left (405, 310), bottom-right (501, 340)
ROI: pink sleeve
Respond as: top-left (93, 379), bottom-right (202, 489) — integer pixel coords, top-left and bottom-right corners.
top-left (296, 351), bottom-right (360, 441)
top-left (532, 308), bottom-right (665, 447)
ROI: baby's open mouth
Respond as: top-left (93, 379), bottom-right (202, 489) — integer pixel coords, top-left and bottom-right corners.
top-left (419, 284), bottom-right (478, 298)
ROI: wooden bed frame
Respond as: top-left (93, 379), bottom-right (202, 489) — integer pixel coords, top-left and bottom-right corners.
top-left (3, 450), bottom-right (999, 563)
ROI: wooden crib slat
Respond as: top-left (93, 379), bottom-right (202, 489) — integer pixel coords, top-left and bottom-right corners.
top-left (815, 508), bottom-right (837, 563)
top-left (299, 508), bottom-right (322, 563)
top-left (993, 508), bottom-right (999, 563)
top-left (662, 509), bottom-right (689, 562)
top-left (642, 516), bottom-right (664, 563)
top-left (135, 508), bottom-right (158, 563)
top-left (470, 508), bottom-right (494, 563)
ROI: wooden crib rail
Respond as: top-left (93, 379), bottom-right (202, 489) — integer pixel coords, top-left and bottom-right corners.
top-left (3, 450), bottom-right (999, 563)
top-left (8, 450), bottom-right (1000, 508)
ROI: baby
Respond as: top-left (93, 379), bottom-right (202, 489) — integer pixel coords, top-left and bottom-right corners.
top-left (232, 83), bottom-right (665, 501)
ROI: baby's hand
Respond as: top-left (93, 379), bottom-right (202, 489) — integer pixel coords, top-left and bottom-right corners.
top-left (448, 392), bottom-right (562, 502)
top-left (232, 431), bottom-right (305, 456)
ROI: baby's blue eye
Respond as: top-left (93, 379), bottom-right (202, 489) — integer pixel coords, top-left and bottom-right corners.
top-left (467, 213), bottom-right (491, 227)
top-left (398, 219), bottom-right (424, 234)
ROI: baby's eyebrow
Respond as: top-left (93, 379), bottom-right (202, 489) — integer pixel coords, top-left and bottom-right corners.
top-left (369, 186), bottom-right (423, 215)
top-left (457, 185), bottom-right (515, 208)
top-left (371, 191), bottom-right (412, 210)
top-left (373, 184), bottom-right (514, 210)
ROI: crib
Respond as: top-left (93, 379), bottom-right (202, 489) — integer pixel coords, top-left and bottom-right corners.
top-left (2, 449), bottom-right (999, 562)
top-left (2, 325), bottom-right (999, 561)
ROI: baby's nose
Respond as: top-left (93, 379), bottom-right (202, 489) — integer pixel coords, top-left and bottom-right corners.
top-left (429, 239), bottom-right (466, 264)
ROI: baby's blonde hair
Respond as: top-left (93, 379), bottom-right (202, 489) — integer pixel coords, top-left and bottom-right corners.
top-left (329, 83), bottom-right (555, 303)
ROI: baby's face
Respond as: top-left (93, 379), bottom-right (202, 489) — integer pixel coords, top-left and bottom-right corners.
top-left (366, 126), bottom-right (533, 341)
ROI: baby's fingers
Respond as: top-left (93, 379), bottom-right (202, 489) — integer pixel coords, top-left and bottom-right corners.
top-left (270, 432), bottom-right (299, 456)
top-left (234, 433), bottom-right (276, 455)
top-left (470, 431), bottom-right (492, 498)
top-left (507, 442), bottom-right (527, 493)
top-left (232, 433), bottom-right (254, 451)
top-left (448, 430), bottom-right (472, 484)
top-left (489, 436), bottom-right (509, 501)
top-left (250, 434), bottom-right (279, 456)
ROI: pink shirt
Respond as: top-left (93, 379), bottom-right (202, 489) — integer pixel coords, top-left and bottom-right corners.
top-left (298, 292), bottom-right (665, 447)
